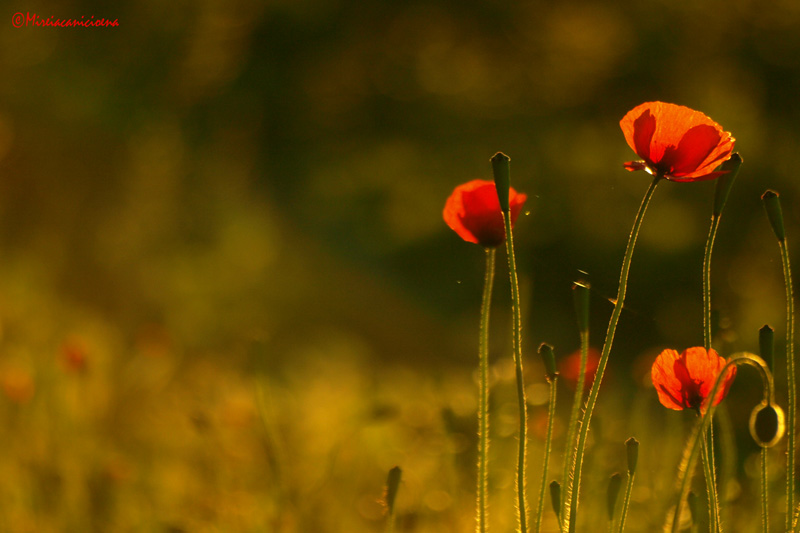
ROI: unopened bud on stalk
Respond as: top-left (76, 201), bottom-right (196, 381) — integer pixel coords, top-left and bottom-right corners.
top-left (759, 324), bottom-right (774, 371)
top-left (549, 480), bottom-right (561, 521)
top-left (762, 190), bottom-right (786, 242)
top-left (625, 437), bottom-right (639, 475)
top-left (490, 152), bottom-right (511, 212)
top-left (607, 472), bottom-right (623, 520)
top-left (749, 401), bottom-right (786, 448)
top-left (384, 466), bottom-right (402, 515)
top-left (539, 343), bottom-right (558, 382)
top-left (712, 153), bottom-right (742, 216)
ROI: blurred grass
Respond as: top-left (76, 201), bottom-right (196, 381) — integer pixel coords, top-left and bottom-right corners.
top-left (1, 0), bottom-right (800, 530)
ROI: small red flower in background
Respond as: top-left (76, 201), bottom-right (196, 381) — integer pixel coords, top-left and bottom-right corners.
top-left (443, 179), bottom-right (527, 247)
top-left (559, 347), bottom-right (600, 391)
top-left (620, 102), bottom-right (735, 182)
top-left (60, 339), bottom-right (88, 374)
top-left (651, 347), bottom-right (736, 411)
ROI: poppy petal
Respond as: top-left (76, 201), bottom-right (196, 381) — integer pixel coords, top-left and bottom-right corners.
top-left (651, 347), bottom-right (736, 411)
top-left (661, 124), bottom-right (722, 177)
top-left (651, 349), bottom-right (686, 410)
top-left (677, 135), bottom-right (735, 179)
top-left (620, 105), bottom-right (656, 162)
top-left (443, 179), bottom-right (527, 247)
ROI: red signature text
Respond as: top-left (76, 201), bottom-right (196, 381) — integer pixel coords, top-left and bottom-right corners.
top-left (12, 12), bottom-right (119, 28)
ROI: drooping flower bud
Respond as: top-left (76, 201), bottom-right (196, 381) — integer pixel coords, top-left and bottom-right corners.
top-left (749, 401), bottom-right (786, 448)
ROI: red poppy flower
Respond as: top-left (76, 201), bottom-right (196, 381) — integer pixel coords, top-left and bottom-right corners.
top-left (443, 179), bottom-right (527, 247)
top-left (651, 347), bottom-right (736, 411)
top-left (620, 102), bottom-right (735, 182)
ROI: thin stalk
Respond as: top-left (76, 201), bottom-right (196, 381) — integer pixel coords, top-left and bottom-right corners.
top-left (779, 238), bottom-right (796, 529)
top-left (563, 175), bottom-right (661, 533)
top-left (762, 190), bottom-right (796, 528)
top-left (617, 472), bottom-right (634, 533)
top-left (703, 214), bottom-right (722, 351)
top-left (561, 324), bottom-right (589, 521)
top-left (700, 427), bottom-right (721, 532)
top-left (561, 304), bottom-right (589, 516)
top-left (701, 155), bottom-right (741, 533)
top-left (761, 446), bottom-right (769, 533)
top-left (702, 213), bottom-right (724, 533)
top-left (502, 209), bottom-right (529, 533)
top-left (477, 248), bottom-right (497, 533)
top-left (535, 371), bottom-right (558, 532)
top-left (759, 324), bottom-right (774, 533)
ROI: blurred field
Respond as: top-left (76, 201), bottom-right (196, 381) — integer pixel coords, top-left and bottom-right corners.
top-left (2, 0), bottom-right (800, 531)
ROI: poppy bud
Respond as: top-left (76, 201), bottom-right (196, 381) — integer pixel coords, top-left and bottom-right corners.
top-left (712, 153), bottom-right (742, 216)
top-left (749, 401), bottom-right (785, 448)
top-left (384, 466), bottom-right (402, 515)
top-left (625, 437), bottom-right (639, 476)
top-left (549, 480), bottom-right (561, 521)
top-left (539, 343), bottom-right (558, 382)
top-left (761, 190), bottom-right (786, 242)
top-left (759, 324), bottom-right (774, 372)
top-left (490, 152), bottom-right (511, 212)
top-left (607, 472), bottom-right (623, 520)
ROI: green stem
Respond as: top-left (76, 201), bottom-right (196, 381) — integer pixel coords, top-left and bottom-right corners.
top-left (702, 211), bottom-right (724, 533)
top-left (477, 248), bottom-right (496, 533)
top-left (670, 353), bottom-right (776, 532)
top-left (779, 238), bottom-right (796, 530)
top-left (617, 472), bottom-right (634, 533)
top-left (502, 210), bottom-right (529, 533)
top-left (535, 374), bottom-right (558, 533)
top-left (563, 175), bottom-right (661, 533)
top-left (700, 427), bottom-right (721, 532)
top-left (761, 446), bottom-right (769, 533)
top-left (703, 214), bottom-right (721, 351)
top-left (561, 329), bottom-right (589, 520)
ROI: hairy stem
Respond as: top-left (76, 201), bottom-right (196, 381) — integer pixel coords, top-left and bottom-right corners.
top-left (779, 238), bottom-right (796, 529)
top-left (535, 374), bottom-right (557, 532)
top-left (503, 210), bottom-right (529, 533)
top-left (563, 175), bottom-right (661, 533)
top-left (477, 248), bottom-right (496, 533)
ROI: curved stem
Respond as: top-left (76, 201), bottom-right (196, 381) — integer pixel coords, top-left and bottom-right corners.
top-left (702, 213), bottom-right (723, 532)
top-left (670, 353), bottom-right (776, 532)
top-left (502, 210), bottom-right (529, 533)
top-left (477, 248), bottom-right (496, 533)
top-left (535, 376), bottom-right (558, 532)
top-left (779, 238), bottom-right (796, 530)
top-left (703, 214), bottom-right (721, 351)
top-left (564, 175), bottom-right (661, 533)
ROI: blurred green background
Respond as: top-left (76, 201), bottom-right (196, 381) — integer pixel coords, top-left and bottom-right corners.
top-left (2, 0), bottom-right (800, 531)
